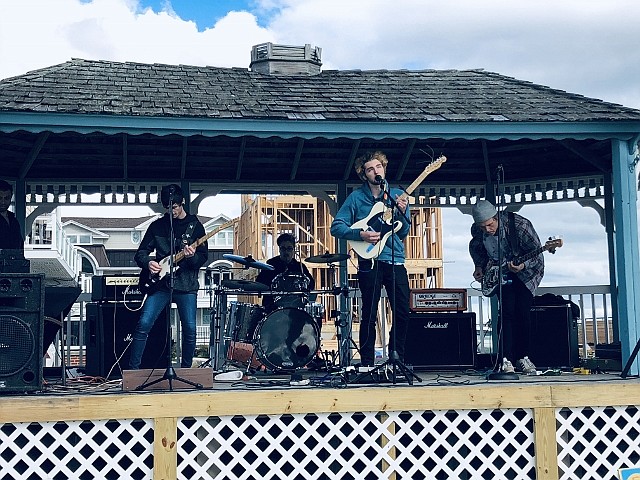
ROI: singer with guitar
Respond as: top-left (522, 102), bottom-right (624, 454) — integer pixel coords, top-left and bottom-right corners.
top-left (469, 200), bottom-right (545, 375)
top-left (128, 184), bottom-right (208, 370)
top-left (330, 151), bottom-right (412, 368)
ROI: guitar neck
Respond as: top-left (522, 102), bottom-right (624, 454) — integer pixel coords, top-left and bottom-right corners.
top-left (173, 219), bottom-right (235, 264)
top-left (514, 245), bottom-right (549, 264)
top-left (380, 155), bottom-right (446, 222)
top-left (403, 155), bottom-right (446, 196)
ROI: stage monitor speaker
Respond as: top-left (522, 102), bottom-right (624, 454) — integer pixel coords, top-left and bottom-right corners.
top-left (0, 273), bottom-right (45, 393)
top-left (404, 312), bottom-right (476, 370)
top-left (85, 302), bottom-right (169, 379)
top-left (529, 304), bottom-right (579, 370)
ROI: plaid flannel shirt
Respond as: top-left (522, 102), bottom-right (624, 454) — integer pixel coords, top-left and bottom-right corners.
top-left (469, 211), bottom-right (544, 295)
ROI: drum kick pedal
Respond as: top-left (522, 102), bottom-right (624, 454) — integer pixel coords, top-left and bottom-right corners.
top-left (214, 370), bottom-right (243, 382)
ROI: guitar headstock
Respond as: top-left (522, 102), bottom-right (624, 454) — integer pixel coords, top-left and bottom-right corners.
top-left (421, 155), bottom-right (447, 175)
top-left (545, 237), bottom-right (563, 254)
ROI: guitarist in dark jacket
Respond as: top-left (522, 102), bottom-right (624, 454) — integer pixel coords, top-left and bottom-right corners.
top-left (129, 184), bottom-right (208, 370)
top-left (469, 199), bottom-right (544, 375)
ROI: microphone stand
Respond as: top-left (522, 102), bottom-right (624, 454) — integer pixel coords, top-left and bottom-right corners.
top-left (136, 189), bottom-right (203, 391)
top-left (351, 179), bottom-right (421, 385)
top-left (487, 166), bottom-right (519, 381)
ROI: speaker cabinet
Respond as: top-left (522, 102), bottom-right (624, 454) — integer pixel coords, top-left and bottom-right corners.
top-left (529, 304), bottom-right (579, 370)
top-left (0, 274), bottom-right (45, 393)
top-left (404, 312), bottom-right (476, 370)
top-left (85, 302), bottom-right (169, 379)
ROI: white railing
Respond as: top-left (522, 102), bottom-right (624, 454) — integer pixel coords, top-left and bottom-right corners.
top-left (52, 283), bottom-right (614, 369)
top-left (195, 285), bottom-right (613, 360)
top-left (24, 212), bottom-right (81, 278)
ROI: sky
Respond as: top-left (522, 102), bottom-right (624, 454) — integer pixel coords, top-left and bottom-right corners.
top-left (1, 0), bottom-right (639, 289)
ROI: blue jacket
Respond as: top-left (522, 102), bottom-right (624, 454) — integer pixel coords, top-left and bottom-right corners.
top-left (330, 183), bottom-right (411, 263)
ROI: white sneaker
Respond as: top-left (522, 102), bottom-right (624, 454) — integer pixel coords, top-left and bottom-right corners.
top-left (517, 356), bottom-right (537, 375)
top-left (501, 358), bottom-right (515, 373)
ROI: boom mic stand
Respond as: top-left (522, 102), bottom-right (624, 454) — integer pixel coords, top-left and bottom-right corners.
top-left (136, 189), bottom-right (204, 391)
top-left (487, 165), bottom-right (519, 381)
top-left (351, 179), bottom-right (421, 385)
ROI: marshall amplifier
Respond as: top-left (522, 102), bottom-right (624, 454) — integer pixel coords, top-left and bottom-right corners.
top-left (404, 312), bottom-right (476, 370)
top-left (410, 289), bottom-right (467, 312)
top-left (91, 275), bottom-right (144, 303)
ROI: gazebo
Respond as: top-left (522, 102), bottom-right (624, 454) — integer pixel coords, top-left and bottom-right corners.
top-left (2, 43), bottom-right (640, 479)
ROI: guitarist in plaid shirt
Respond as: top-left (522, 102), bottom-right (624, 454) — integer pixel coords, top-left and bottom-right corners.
top-left (469, 200), bottom-right (544, 375)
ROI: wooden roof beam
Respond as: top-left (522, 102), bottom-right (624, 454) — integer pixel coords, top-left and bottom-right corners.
top-left (235, 137), bottom-right (247, 180)
top-left (121, 133), bottom-right (128, 179)
top-left (559, 139), bottom-right (610, 173)
top-left (289, 138), bottom-right (304, 180)
top-left (180, 136), bottom-right (188, 179)
top-left (342, 139), bottom-right (361, 180)
top-left (18, 131), bottom-right (49, 179)
top-left (394, 138), bottom-right (416, 182)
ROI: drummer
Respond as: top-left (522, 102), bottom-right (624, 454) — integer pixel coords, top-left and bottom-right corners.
top-left (256, 233), bottom-right (315, 313)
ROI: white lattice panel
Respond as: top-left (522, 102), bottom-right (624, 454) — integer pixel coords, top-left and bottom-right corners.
top-left (557, 405), bottom-right (640, 480)
top-left (0, 418), bottom-right (154, 480)
top-left (178, 408), bottom-right (535, 479)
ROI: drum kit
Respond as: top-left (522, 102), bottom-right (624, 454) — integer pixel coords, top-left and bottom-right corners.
top-left (206, 252), bottom-right (351, 373)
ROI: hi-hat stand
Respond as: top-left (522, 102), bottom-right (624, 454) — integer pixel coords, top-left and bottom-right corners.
top-left (198, 266), bottom-right (228, 370)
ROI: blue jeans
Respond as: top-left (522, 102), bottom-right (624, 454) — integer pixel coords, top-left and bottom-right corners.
top-left (128, 290), bottom-right (197, 369)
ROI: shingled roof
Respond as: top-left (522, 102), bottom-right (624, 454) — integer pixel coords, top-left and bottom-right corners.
top-left (1, 58), bottom-right (639, 122)
top-left (1, 57), bottom-right (639, 208)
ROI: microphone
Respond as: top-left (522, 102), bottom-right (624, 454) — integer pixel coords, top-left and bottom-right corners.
top-left (168, 185), bottom-right (176, 193)
top-left (374, 175), bottom-right (384, 185)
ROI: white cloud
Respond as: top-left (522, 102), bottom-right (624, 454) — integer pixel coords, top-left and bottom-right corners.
top-left (0, 0), bottom-right (274, 79)
top-left (2, 0), bottom-right (638, 289)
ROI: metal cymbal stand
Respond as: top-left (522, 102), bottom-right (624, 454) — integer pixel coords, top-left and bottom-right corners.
top-left (199, 267), bottom-right (227, 370)
top-left (326, 261), bottom-right (358, 368)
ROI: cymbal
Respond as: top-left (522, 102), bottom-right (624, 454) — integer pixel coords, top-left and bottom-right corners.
top-left (305, 252), bottom-right (350, 264)
top-left (221, 279), bottom-right (269, 292)
top-left (223, 254), bottom-right (275, 270)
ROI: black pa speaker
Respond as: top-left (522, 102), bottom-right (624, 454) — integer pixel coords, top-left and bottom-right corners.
top-left (404, 312), bottom-right (476, 370)
top-left (529, 304), bottom-right (579, 370)
top-left (85, 302), bottom-right (169, 379)
top-left (0, 274), bottom-right (45, 393)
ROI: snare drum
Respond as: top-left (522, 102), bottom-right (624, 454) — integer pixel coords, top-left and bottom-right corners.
top-left (253, 307), bottom-right (320, 370)
top-left (271, 273), bottom-right (310, 309)
top-left (228, 302), bottom-right (264, 343)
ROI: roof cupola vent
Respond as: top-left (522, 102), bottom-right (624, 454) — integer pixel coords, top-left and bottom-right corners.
top-left (250, 43), bottom-right (322, 75)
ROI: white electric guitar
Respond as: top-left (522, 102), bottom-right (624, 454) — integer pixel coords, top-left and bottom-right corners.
top-left (349, 155), bottom-right (446, 259)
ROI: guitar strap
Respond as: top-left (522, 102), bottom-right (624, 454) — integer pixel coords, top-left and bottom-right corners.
top-left (178, 221), bottom-right (197, 247)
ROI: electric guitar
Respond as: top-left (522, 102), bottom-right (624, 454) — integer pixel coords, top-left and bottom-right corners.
top-left (481, 238), bottom-right (563, 297)
top-left (349, 155), bottom-right (447, 259)
top-left (139, 219), bottom-right (235, 294)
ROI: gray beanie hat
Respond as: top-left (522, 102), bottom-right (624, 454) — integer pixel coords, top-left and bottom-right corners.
top-left (472, 200), bottom-right (497, 223)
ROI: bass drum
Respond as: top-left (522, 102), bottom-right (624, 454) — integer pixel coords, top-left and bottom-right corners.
top-left (253, 307), bottom-right (320, 371)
